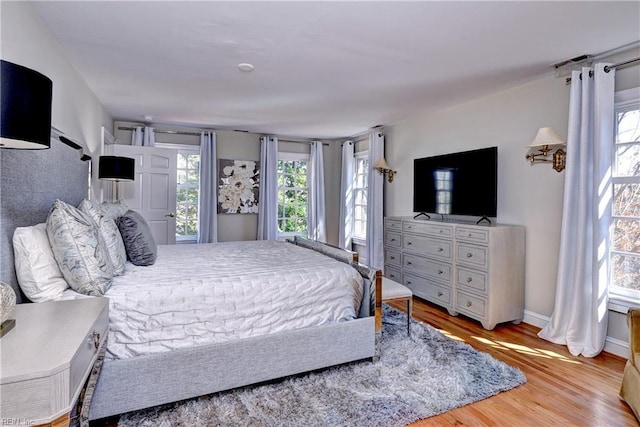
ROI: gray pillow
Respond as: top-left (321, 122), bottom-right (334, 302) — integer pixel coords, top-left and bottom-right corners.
top-left (46, 199), bottom-right (113, 296)
top-left (79, 199), bottom-right (127, 276)
top-left (118, 210), bottom-right (157, 266)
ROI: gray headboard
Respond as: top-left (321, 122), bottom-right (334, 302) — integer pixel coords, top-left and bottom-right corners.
top-left (0, 136), bottom-right (90, 303)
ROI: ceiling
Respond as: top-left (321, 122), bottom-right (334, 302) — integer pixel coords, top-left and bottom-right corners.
top-left (31, 1), bottom-right (640, 139)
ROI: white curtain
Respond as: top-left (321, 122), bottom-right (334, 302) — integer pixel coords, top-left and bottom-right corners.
top-left (366, 131), bottom-right (385, 270)
top-left (339, 141), bottom-right (355, 249)
top-left (257, 136), bottom-right (278, 240)
top-left (308, 140), bottom-right (326, 242)
top-left (197, 131), bottom-right (217, 243)
top-left (131, 126), bottom-right (156, 147)
top-left (538, 64), bottom-right (615, 357)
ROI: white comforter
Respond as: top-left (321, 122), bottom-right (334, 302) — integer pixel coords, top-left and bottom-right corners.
top-left (59, 240), bottom-right (363, 360)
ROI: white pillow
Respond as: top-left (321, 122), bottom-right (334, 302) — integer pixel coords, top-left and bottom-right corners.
top-left (13, 223), bottom-right (68, 302)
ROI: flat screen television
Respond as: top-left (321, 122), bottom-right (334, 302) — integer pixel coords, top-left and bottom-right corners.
top-left (413, 147), bottom-right (497, 219)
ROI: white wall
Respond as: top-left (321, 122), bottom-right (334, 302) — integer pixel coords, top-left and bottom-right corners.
top-left (385, 50), bottom-right (640, 347)
top-left (1, 2), bottom-right (113, 199)
top-left (114, 121), bottom-right (343, 244)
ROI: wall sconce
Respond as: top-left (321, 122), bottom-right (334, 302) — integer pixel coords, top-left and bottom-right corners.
top-left (0, 60), bottom-right (53, 149)
top-left (373, 157), bottom-right (397, 183)
top-left (525, 127), bottom-right (567, 172)
top-left (99, 156), bottom-right (135, 201)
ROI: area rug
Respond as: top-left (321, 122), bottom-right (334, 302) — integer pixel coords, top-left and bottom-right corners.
top-left (118, 306), bottom-right (526, 427)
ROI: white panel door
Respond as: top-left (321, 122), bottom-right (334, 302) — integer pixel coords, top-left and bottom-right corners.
top-left (112, 145), bottom-right (177, 245)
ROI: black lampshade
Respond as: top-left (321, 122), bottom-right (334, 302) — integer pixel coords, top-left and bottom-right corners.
top-left (0, 60), bottom-right (53, 149)
top-left (99, 156), bottom-right (135, 181)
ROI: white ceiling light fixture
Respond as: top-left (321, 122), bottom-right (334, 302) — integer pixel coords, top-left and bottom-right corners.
top-left (143, 115), bottom-right (153, 122)
top-left (237, 63), bottom-right (255, 72)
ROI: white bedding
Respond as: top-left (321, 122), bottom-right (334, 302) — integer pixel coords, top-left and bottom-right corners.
top-left (59, 240), bottom-right (363, 360)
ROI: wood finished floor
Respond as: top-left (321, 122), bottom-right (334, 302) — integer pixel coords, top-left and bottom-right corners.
top-left (396, 297), bottom-right (638, 426)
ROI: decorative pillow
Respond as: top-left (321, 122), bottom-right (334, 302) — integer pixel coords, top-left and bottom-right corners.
top-left (99, 200), bottom-right (129, 220)
top-left (117, 210), bottom-right (157, 266)
top-left (46, 200), bottom-right (114, 296)
top-left (12, 223), bottom-right (69, 302)
top-left (79, 199), bottom-right (127, 275)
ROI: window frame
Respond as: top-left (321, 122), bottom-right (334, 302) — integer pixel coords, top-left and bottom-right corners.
top-left (608, 86), bottom-right (640, 313)
top-left (352, 150), bottom-right (369, 246)
top-left (276, 151), bottom-right (310, 240)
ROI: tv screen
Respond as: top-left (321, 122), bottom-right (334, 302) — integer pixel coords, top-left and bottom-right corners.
top-left (413, 147), bottom-right (497, 218)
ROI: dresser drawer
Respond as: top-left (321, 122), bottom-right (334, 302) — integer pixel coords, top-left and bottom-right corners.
top-left (456, 226), bottom-right (489, 243)
top-left (385, 232), bottom-right (401, 248)
top-left (456, 266), bottom-right (488, 295)
top-left (403, 253), bottom-right (451, 283)
top-left (70, 300), bottom-right (109, 399)
top-left (403, 234), bottom-right (452, 261)
top-left (402, 221), bottom-right (453, 238)
top-left (384, 266), bottom-right (402, 282)
top-left (384, 249), bottom-right (401, 267)
top-left (456, 243), bottom-right (488, 269)
top-left (403, 273), bottom-right (451, 306)
top-left (385, 218), bottom-right (402, 232)
top-left (455, 291), bottom-right (487, 318)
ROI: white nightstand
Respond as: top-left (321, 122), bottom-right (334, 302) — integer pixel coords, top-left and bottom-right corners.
top-left (0, 297), bottom-right (109, 426)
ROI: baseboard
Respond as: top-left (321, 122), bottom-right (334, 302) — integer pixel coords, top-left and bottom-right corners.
top-left (605, 336), bottom-right (629, 359)
top-left (523, 310), bottom-right (550, 329)
top-left (523, 310), bottom-right (628, 359)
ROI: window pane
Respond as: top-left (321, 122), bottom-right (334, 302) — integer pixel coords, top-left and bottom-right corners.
top-left (612, 254), bottom-right (640, 291)
top-left (297, 171), bottom-right (307, 187)
top-left (177, 170), bottom-right (187, 185)
top-left (188, 170), bottom-right (199, 184)
top-left (177, 153), bottom-right (188, 169)
top-left (615, 144), bottom-right (640, 177)
top-left (613, 183), bottom-right (640, 217)
top-left (617, 110), bottom-right (640, 143)
top-left (187, 155), bottom-right (200, 170)
top-left (613, 218), bottom-right (640, 254)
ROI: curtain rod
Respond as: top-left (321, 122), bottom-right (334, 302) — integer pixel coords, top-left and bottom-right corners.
top-left (119, 126), bottom-right (329, 145)
top-left (565, 56), bottom-right (640, 84)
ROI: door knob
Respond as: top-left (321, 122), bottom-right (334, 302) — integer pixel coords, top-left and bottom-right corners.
top-left (165, 213), bottom-right (176, 218)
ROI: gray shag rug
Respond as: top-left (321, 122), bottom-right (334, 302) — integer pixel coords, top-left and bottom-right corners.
top-left (118, 306), bottom-right (526, 427)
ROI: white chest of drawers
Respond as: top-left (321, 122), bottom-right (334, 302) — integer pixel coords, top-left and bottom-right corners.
top-left (0, 297), bottom-right (109, 426)
top-left (384, 217), bottom-right (525, 330)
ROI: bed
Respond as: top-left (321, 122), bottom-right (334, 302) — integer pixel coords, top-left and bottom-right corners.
top-left (0, 138), bottom-right (382, 421)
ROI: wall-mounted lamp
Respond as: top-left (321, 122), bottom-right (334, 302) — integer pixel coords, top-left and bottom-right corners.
top-left (99, 156), bottom-right (135, 201)
top-left (0, 60), bottom-right (53, 149)
top-left (525, 127), bottom-right (567, 172)
top-left (373, 157), bottom-right (397, 183)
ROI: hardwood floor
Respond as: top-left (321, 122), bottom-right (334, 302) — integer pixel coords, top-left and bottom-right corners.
top-left (392, 297), bottom-right (638, 426)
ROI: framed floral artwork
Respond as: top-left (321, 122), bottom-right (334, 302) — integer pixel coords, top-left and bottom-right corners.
top-left (217, 159), bottom-right (260, 214)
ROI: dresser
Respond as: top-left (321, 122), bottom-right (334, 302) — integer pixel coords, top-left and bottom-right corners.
top-left (0, 297), bottom-right (109, 426)
top-left (384, 217), bottom-right (525, 330)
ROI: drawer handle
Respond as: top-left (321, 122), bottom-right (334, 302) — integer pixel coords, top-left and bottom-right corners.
top-left (407, 226), bottom-right (413, 229)
top-left (466, 277), bottom-right (473, 283)
top-left (92, 331), bottom-right (101, 350)
top-left (468, 233), bottom-right (473, 237)
top-left (407, 241), bottom-right (412, 245)
top-left (438, 247), bottom-right (443, 252)
top-left (439, 230), bottom-right (443, 234)
top-left (391, 238), bottom-right (396, 242)
top-left (437, 291), bottom-right (443, 297)
top-left (407, 281), bottom-right (412, 285)
top-left (467, 253), bottom-right (473, 258)
top-left (438, 269), bottom-right (443, 275)
top-left (390, 256), bottom-right (395, 260)
top-left (466, 301), bottom-right (473, 307)
top-left (407, 261), bottom-right (412, 265)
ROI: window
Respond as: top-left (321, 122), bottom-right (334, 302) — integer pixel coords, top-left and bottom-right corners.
top-left (353, 152), bottom-right (369, 242)
top-left (610, 88), bottom-right (640, 307)
top-left (176, 151), bottom-right (200, 242)
top-left (277, 152), bottom-right (309, 239)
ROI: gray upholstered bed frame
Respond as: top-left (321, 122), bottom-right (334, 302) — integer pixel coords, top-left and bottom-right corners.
top-left (0, 136), bottom-right (381, 420)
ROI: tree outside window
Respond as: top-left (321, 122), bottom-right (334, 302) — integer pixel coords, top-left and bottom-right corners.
top-left (277, 152), bottom-right (309, 239)
top-left (176, 152), bottom-right (200, 241)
